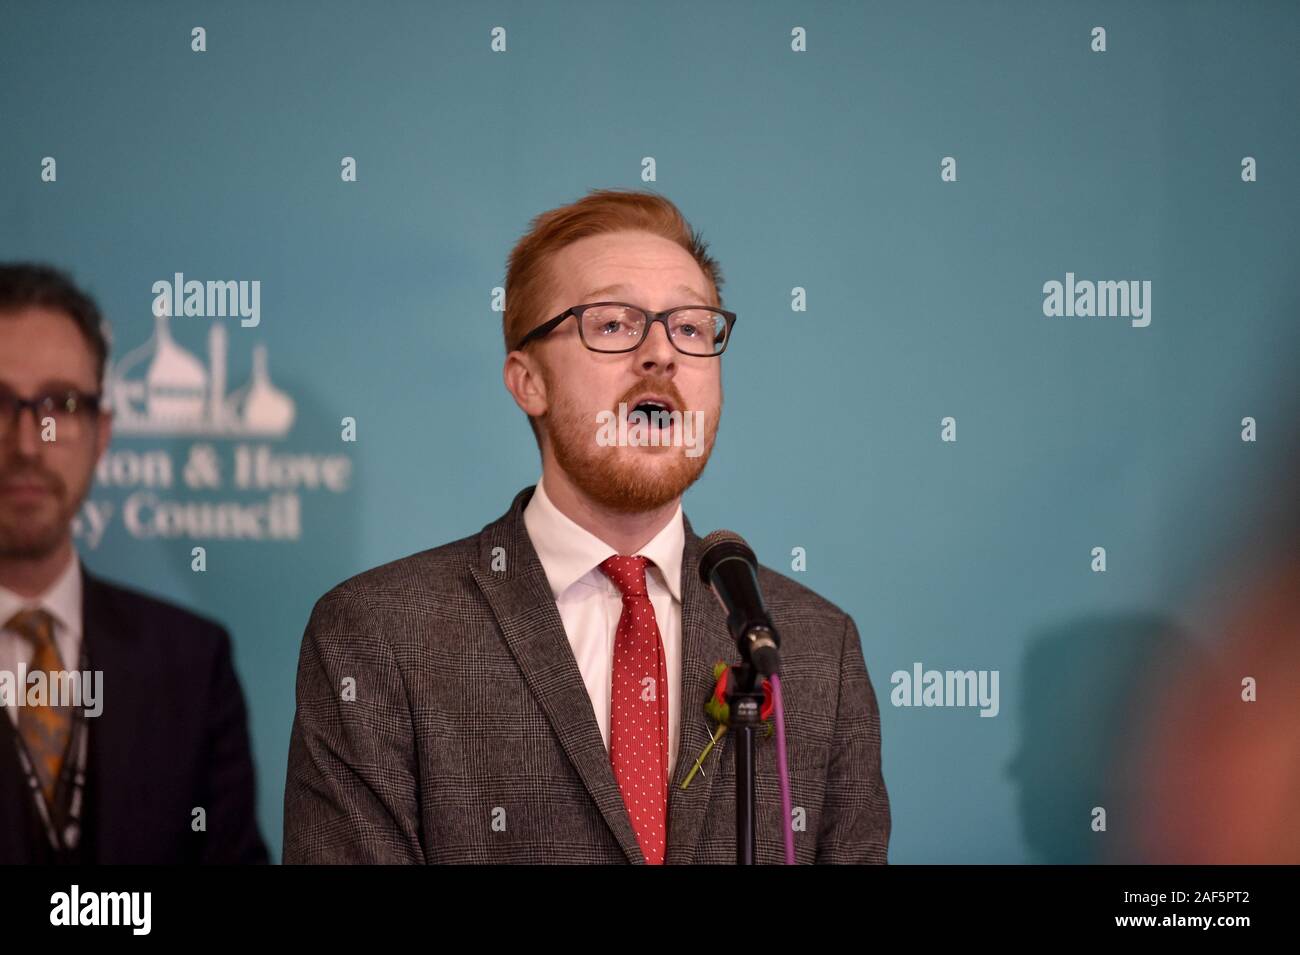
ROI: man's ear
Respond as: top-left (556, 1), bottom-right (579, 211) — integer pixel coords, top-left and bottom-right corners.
top-left (93, 406), bottom-right (113, 466)
top-left (503, 350), bottom-right (549, 418)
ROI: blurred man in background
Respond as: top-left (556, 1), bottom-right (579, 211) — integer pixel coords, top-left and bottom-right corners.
top-left (0, 263), bottom-right (267, 863)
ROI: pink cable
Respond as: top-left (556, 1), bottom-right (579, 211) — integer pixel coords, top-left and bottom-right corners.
top-left (770, 673), bottom-right (796, 864)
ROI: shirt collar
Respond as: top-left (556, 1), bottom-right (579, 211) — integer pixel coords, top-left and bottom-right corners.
top-left (523, 475), bottom-right (684, 602)
top-left (0, 551), bottom-right (82, 636)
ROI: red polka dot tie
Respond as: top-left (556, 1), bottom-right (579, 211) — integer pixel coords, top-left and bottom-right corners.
top-left (599, 555), bottom-right (669, 865)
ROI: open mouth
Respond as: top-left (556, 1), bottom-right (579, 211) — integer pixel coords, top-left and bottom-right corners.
top-left (629, 398), bottom-right (675, 427)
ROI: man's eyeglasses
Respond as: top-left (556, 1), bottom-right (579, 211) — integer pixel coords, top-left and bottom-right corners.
top-left (514, 302), bottom-right (738, 356)
top-left (0, 388), bottom-right (102, 442)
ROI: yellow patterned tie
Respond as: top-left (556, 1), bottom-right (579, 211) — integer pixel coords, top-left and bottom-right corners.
top-left (6, 608), bottom-right (72, 805)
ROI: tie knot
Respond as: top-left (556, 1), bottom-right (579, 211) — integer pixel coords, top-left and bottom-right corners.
top-left (598, 555), bottom-right (651, 598)
top-left (4, 608), bottom-right (55, 650)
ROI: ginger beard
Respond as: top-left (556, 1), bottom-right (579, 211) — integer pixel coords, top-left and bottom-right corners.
top-left (541, 371), bottom-right (721, 514)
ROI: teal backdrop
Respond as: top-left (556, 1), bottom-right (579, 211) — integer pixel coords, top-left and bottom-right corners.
top-left (2, 0), bottom-right (1297, 863)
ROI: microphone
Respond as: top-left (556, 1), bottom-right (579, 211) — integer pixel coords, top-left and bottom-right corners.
top-left (697, 530), bottom-right (781, 676)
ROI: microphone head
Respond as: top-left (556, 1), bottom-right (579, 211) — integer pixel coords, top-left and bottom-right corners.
top-left (698, 529), bottom-right (757, 584)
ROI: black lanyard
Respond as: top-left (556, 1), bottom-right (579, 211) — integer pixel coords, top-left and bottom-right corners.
top-left (10, 644), bottom-right (91, 857)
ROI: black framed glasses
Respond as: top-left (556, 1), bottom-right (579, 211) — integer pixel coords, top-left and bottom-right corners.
top-left (0, 387), bottom-right (102, 441)
top-left (514, 302), bottom-right (737, 356)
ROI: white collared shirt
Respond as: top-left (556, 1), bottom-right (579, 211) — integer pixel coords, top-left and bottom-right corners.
top-left (523, 476), bottom-right (684, 773)
top-left (0, 554), bottom-right (83, 726)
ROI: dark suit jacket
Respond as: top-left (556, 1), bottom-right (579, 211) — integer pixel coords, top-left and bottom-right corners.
top-left (0, 565), bottom-right (268, 864)
top-left (284, 485), bottom-right (890, 863)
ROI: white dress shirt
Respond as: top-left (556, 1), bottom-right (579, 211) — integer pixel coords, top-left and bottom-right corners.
top-left (0, 554), bottom-right (83, 725)
top-left (523, 476), bottom-right (685, 773)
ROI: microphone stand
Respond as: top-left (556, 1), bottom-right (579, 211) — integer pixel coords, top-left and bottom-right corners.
top-left (725, 653), bottom-right (768, 865)
top-left (698, 534), bottom-right (782, 865)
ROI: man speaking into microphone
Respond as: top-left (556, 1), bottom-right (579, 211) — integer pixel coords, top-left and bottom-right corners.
top-left (283, 188), bottom-right (891, 864)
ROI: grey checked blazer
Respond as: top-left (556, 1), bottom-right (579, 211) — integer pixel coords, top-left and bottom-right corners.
top-left (283, 486), bottom-right (890, 863)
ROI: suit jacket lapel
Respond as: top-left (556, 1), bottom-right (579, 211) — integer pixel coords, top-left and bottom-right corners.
top-left (80, 563), bottom-right (149, 863)
top-left (666, 514), bottom-right (738, 863)
top-left (469, 486), bottom-right (644, 863)
top-left (0, 703), bottom-right (32, 860)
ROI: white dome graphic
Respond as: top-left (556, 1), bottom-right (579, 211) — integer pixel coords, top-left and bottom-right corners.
top-left (145, 314), bottom-right (208, 424)
top-left (229, 345), bottom-right (295, 435)
top-left (108, 313), bottom-right (296, 438)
